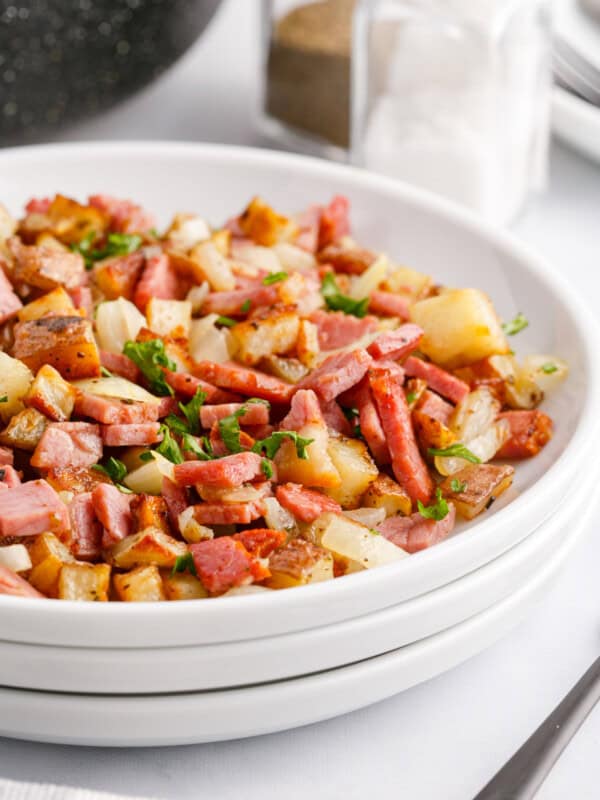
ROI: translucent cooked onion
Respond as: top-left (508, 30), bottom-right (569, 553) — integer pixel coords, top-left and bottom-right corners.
top-left (73, 376), bottom-right (161, 405)
top-left (95, 297), bottom-right (145, 355)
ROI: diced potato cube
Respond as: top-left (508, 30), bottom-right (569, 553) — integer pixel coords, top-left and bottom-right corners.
top-left (109, 527), bottom-right (187, 569)
top-left (178, 507), bottom-right (214, 543)
top-left (265, 538), bottom-right (333, 588)
top-left (211, 229), bottom-right (231, 256)
top-left (10, 238), bottom-right (85, 290)
top-left (231, 312), bottom-right (300, 366)
top-left (383, 265), bottom-right (432, 299)
top-left (362, 474), bottom-right (412, 517)
top-left (412, 409), bottom-right (455, 451)
top-left (0, 351), bottom-right (33, 423)
top-left (324, 435), bottom-right (378, 509)
top-left (410, 288), bottom-right (509, 369)
top-left (440, 463), bottom-right (515, 519)
top-left (93, 252), bottom-right (144, 300)
top-left (113, 565), bottom-right (165, 602)
top-left (95, 297), bottom-right (146, 355)
top-left (274, 423), bottom-right (341, 489)
top-left (131, 494), bottom-right (170, 535)
top-left (238, 197), bottom-right (298, 247)
top-left (0, 543), bottom-right (32, 572)
top-left (24, 364), bottom-right (76, 421)
top-left (162, 570), bottom-right (208, 600)
top-left (166, 213), bottom-right (210, 252)
top-left (73, 375), bottom-right (161, 406)
top-left (0, 407), bottom-right (48, 451)
top-left (349, 254), bottom-right (388, 300)
top-left (58, 563), bottom-right (111, 601)
top-left (261, 355), bottom-right (308, 384)
top-left (296, 319), bottom-right (320, 368)
top-left (37, 194), bottom-right (108, 246)
top-left (44, 465), bottom-right (111, 493)
top-left (189, 240), bottom-right (235, 291)
top-left (318, 512), bottom-right (408, 569)
top-left (12, 316), bottom-right (101, 379)
top-left (124, 452), bottom-right (175, 495)
top-left (17, 287), bottom-right (77, 323)
top-left (147, 298), bottom-right (192, 339)
top-left (188, 314), bottom-right (231, 363)
top-left (28, 532), bottom-right (76, 598)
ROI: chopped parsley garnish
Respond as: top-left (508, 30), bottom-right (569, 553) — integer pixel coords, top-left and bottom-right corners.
top-left (0, 395), bottom-right (7, 403)
top-left (92, 457), bottom-right (132, 492)
top-left (417, 488), bottom-right (449, 521)
top-left (369, 528), bottom-right (380, 536)
top-left (100, 366), bottom-right (113, 378)
top-left (122, 339), bottom-right (176, 396)
top-left (541, 362), bottom-right (558, 374)
top-left (263, 271), bottom-right (288, 285)
top-left (139, 451), bottom-right (155, 462)
top-left (428, 443), bottom-right (481, 464)
top-left (405, 391), bottom-right (417, 405)
top-left (181, 433), bottom-right (213, 461)
top-left (342, 407), bottom-right (359, 422)
top-left (72, 231), bottom-right (142, 270)
top-left (216, 316), bottom-right (237, 328)
top-left (321, 272), bottom-right (369, 318)
top-left (156, 424), bottom-right (184, 464)
top-left (218, 399), bottom-right (270, 455)
top-left (252, 430), bottom-right (314, 460)
top-left (171, 552), bottom-right (197, 578)
top-left (502, 312), bottom-right (529, 336)
top-left (261, 458), bottom-right (274, 479)
top-left (179, 389), bottom-right (206, 436)
top-left (450, 478), bottom-right (468, 493)
top-left (164, 414), bottom-right (190, 437)
top-left (240, 299), bottom-right (252, 313)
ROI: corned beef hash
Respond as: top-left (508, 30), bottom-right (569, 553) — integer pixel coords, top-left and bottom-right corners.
top-left (0, 193), bottom-right (567, 601)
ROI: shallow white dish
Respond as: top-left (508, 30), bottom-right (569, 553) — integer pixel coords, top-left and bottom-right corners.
top-left (0, 502), bottom-right (589, 748)
top-left (0, 141), bottom-right (597, 649)
top-left (552, 0), bottom-right (600, 163)
top-left (0, 461), bottom-right (593, 695)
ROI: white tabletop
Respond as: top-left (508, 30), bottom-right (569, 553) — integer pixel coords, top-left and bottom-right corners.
top-left (1, 1), bottom-right (600, 798)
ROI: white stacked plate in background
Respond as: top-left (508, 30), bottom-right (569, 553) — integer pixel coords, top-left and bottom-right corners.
top-left (0, 143), bottom-right (598, 746)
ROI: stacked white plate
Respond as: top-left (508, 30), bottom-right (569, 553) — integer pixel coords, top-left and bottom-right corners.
top-left (0, 143), bottom-right (598, 747)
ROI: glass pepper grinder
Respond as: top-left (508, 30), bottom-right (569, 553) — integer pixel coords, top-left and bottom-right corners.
top-left (350, 0), bottom-right (552, 225)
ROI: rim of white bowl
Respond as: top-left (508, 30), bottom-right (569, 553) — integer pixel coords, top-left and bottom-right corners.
top-left (0, 140), bottom-right (598, 626)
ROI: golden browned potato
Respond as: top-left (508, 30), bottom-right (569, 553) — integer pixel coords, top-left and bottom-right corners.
top-left (146, 298), bottom-right (192, 339)
top-left (93, 251), bottom-right (144, 301)
top-left (231, 311), bottom-right (300, 366)
top-left (188, 241), bottom-right (235, 291)
top-left (0, 407), bottom-right (48, 450)
top-left (362, 474), bottom-right (412, 517)
top-left (58, 563), bottom-right (111, 601)
top-left (12, 316), bottom-right (101, 379)
top-left (28, 532), bottom-right (76, 598)
top-left (45, 465), bottom-right (111, 493)
top-left (17, 287), bottom-right (78, 323)
top-left (238, 196), bottom-right (298, 247)
top-left (440, 463), bottom-right (515, 519)
top-left (22, 194), bottom-right (108, 246)
top-left (382, 264), bottom-right (432, 299)
top-left (412, 409), bottom-right (455, 451)
top-left (24, 364), bottom-right (77, 422)
top-left (265, 538), bottom-right (333, 588)
top-left (410, 288), bottom-right (509, 369)
top-left (130, 494), bottom-right (170, 536)
top-left (324, 435), bottom-right (378, 509)
top-left (109, 527), bottom-right (188, 570)
top-left (114, 565), bottom-right (165, 602)
top-left (9, 236), bottom-right (85, 290)
top-left (274, 423), bottom-right (341, 489)
top-left (0, 351), bottom-right (33, 423)
top-left (162, 570), bottom-right (208, 601)
top-left (405, 378), bottom-right (428, 410)
top-left (296, 319), bottom-right (320, 368)
top-left (165, 213), bottom-right (210, 253)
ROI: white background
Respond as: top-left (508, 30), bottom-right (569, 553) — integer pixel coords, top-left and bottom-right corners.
top-left (1, 1), bottom-right (600, 797)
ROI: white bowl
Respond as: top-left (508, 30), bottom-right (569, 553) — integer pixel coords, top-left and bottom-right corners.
top-left (0, 459), bottom-right (592, 695)
top-left (0, 497), bottom-right (590, 748)
top-left (0, 141), bottom-right (598, 648)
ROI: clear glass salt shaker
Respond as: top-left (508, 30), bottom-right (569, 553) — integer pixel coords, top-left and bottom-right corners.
top-left (351, 0), bottom-right (552, 225)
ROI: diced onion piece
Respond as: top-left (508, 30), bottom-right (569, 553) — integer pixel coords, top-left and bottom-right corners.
top-left (0, 544), bottom-right (32, 573)
top-left (95, 297), bottom-right (146, 355)
top-left (273, 242), bottom-right (316, 272)
top-left (263, 497), bottom-right (297, 534)
top-left (343, 507), bottom-right (386, 528)
top-left (450, 387), bottom-right (500, 443)
top-left (190, 241), bottom-right (235, 291)
top-left (233, 243), bottom-right (282, 273)
top-left (146, 298), bottom-right (192, 338)
top-left (186, 282), bottom-right (210, 314)
top-left (488, 354), bottom-right (543, 410)
top-left (123, 452), bottom-right (175, 494)
top-left (521, 354), bottom-right (568, 395)
top-left (197, 484), bottom-right (265, 504)
top-left (0, 351), bottom-right (33, 423)
top-left (166, 213), bottom-right (210, 252)
top-left (435, 419), bottom-right (510, 476)
top-left (178, 507), bottom-right (214, 543)
top-left (189, 315), bottom-right (231, 363)
top-left (319, 512), bottom-right (408, 569)
top-left (73, 376), bottom-right (161, 405)
top-left (325, 435), bottom-right (378, 509)
top-left (349, 254), bottom-right (388, 300)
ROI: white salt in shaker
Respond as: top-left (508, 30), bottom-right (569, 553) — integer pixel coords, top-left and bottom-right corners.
top-left (351, 0), bottom-right (552, 225)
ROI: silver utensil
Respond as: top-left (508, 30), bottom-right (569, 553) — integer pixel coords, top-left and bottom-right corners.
top-left (474, 655), bottom-right (600, 799)
top-left (553, 35), bottom-right (600, 107)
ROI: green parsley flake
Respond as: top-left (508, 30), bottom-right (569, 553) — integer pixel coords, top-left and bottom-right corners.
top-left (502, 312), bottom-right (529, 336)
top-left (181, 433), bottom-right (212, 461)
top-left (261, 458), bottom-right (274, 479)
top-left (428, 443), bottom-right (481, 464)
top-left (541, 362), bottom-right (558, 374)
top-left (171, 552), bottom-right (197, 578)
top-left (252, 430), bottom-right (314, 460)
top-left (100, 366), bottom-right (113, 378)
top-left (321, 272), bottom-right (369, 318)
top-left (139, 451), bottom-right (154, 462)
top-left (72, 232), bottom-right (142, 270)
top-left (216, 316), bottom-right (237, 328)
top-left (263, 271), bottom-right (288, 286)
top-left (0, 395), bottom-right (7, 403)
top-left (179, 389), bottom-right (207, 436)
top-left (240, 299), bottom-right (252, 313)
top-left (405, 391), bottom-right (417, 405)
top-left (156, 425), bottom-right (184, 464)
top-left (417, 488), bottom-right (449, 521)
top-left (123, 339), bottom-right (176, 396)
top-left (92, 456), bottom-right (128, 484)
top-left (450, 478), bottom-right (468, 493)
